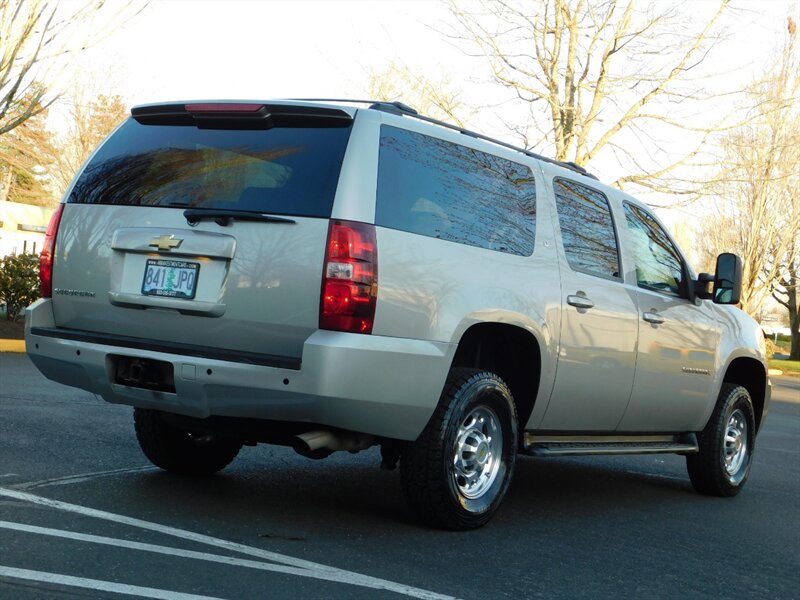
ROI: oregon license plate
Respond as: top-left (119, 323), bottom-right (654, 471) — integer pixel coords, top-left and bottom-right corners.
top-left (141, 259), bottom-right (199, 299)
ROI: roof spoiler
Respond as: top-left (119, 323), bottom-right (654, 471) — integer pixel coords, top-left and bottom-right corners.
top-left (131, 102), bottom-right (353, 129)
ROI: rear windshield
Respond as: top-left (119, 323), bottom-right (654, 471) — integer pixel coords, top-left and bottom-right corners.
top-left (67, 118), bottom-right (352, 218)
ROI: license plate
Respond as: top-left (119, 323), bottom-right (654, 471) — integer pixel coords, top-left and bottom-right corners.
top-left (141, 259), bottom-right (199, 299)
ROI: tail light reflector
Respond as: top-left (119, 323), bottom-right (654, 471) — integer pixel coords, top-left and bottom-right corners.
top-left (40, 204), bottom-right (65, 298)
top-left (320, 220), bottom-right (377, 334)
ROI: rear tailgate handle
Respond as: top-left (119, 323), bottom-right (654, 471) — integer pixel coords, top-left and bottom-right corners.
top-left (567, 295), bottom-right (595, 310)
top-left (643, 311), bottom-right (665, 325)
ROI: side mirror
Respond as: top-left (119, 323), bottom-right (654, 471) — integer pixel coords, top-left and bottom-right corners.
top-left (713, 253), bottom-right (743, 305)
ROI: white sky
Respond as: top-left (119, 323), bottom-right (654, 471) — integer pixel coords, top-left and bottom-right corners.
top-left (74, 0), bottom-right (464, 105)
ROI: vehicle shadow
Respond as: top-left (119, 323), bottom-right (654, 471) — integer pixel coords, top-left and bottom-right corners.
top-left (120, 446), bottom-right (700, 537)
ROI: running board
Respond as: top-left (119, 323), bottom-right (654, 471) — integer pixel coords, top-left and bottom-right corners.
top-left (522, 433), bottom-right (699, 457)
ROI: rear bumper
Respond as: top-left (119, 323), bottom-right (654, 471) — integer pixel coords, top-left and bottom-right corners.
top-left (25, 299), bottom-right (454, 440)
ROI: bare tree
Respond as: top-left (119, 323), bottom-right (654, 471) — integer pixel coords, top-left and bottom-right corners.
top-left (446, 0), bottom-right (734, 195)
top-left (0, 86), bottom-right (54, 205)
top-left (773, 254), bottom-right (799, 360)
top-left (49, 92), bottom-right (127, 198)
top-left (770, 18), bottom-right (800, 361)
top-left (0, 0), bottom-right (143, 137)
top-left (697, 16), bottom-right (800, 344)
top-left (367, 62), bottom-right (472, 127)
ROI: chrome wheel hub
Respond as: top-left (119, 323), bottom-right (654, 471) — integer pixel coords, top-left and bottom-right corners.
top-left (452, 406), bottom-right (503, 500)
top-left (723, 409), bottom-right (748, 480)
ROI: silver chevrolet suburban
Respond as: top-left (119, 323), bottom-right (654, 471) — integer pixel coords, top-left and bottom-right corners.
top-left (25, 100), bottom-right (770, 530)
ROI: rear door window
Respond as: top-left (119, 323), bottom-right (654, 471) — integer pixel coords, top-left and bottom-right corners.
top-left (67, 118), bottom-right (353, 218)
top-left (553, 178), bottom-right (621, 280)
top-left (376, 126), bottom-right (537, 256)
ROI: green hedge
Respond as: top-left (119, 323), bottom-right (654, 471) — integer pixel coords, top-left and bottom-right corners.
top-left (0, 253), bottom-right (40, 321)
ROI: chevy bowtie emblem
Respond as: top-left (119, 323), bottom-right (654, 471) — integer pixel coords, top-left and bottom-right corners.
top-left (149, 235), bottom-right (183, 251)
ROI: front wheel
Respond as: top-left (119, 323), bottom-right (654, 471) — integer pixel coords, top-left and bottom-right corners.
top-left (687, 384), bottom-right (755, 496)
top-left (401, 368), bottom-right (518, 530)
top-left (134, 408), bottom-right (242, 476)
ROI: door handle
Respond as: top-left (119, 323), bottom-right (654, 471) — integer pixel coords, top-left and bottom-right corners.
top-left (567, 295), bottom-right (595, 310)
top-left (643, 311), bottom-right (665, 325)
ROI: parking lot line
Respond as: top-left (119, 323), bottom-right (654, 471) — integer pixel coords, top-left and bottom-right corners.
top-left (0, 565), bottom-right (226, 600)
top-left (0, 487), bottom-right (458, 600)
top-left (0, 520), bottom-right (364, 581)
top-left (12, 466), bottom-right (158, 490)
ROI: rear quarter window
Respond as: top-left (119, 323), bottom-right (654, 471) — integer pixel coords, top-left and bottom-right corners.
top-left (67, 118), bottom-right (352, 218)
top-left (376, 126), bottom-right (537, 256)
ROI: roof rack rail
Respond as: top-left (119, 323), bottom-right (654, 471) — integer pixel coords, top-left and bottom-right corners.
top-left (287, 98), bottom-right (419, 116)
top-left (368, 101), bottom-right (419, 116)
top-left (285, 98), bottom-right (598, 180)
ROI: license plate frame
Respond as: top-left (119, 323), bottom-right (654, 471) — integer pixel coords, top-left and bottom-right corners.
top-left (141, 259), bottom-right (200, 300)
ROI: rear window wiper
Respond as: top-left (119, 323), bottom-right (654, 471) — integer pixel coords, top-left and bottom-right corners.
top-left (183, 208), bottom-right (297, 227)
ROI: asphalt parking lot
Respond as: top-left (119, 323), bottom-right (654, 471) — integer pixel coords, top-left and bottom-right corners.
top-left (1, 352), bottom-right (798, 599)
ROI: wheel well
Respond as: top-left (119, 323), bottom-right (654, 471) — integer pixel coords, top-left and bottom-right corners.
top-left (723, 357), bottom-right (767, 431)
top-left (451, 323), bottom-right (541, 434)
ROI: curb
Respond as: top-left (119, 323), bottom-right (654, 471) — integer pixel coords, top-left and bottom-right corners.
top-left (0, 339), bottom-right (25, 353)
top-left (769, 368), bottom-right (800, 378)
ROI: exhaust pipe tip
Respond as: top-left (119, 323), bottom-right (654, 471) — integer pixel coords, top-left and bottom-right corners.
top-left (291, 434), bottom-right (334, 460)
top-left (291, 429), bottom-right (375, 459)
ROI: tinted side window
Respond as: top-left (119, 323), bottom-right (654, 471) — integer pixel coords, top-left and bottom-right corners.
top-left (553, 178), bottom-right (620, 279)
top-left (623, 203), bottom-right (684, 296)
top-left (376, 126), bottom-right (536, 256)
top-left (67, 119), bottom-right (352, 218)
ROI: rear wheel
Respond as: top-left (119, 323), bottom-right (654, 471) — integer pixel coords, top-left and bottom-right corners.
top-left (687, 384), bottom-right (755, 496)
top-left (401, 368), bottom-right (518, 530)
top-left (134, 408), bottom-right (242, 475)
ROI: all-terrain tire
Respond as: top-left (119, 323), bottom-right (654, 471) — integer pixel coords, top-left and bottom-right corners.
top-left (401, 368), bottom-right (518, 530)
top-left (687, 383), bottom-right (755, 496)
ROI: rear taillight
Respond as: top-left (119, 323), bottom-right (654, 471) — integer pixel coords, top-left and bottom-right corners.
top-left (320, 220), bottom-right (378, 334)
top-left (40, 204), bottom-right (65, 298)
